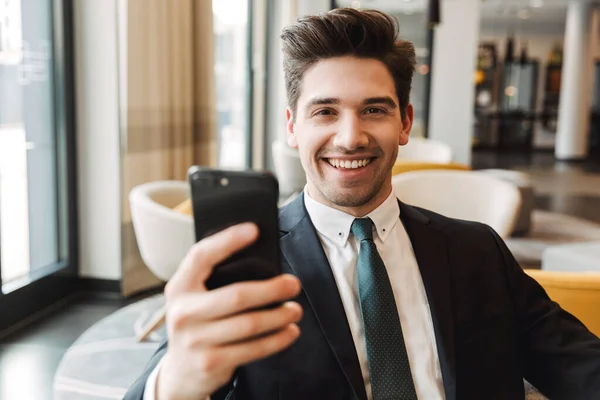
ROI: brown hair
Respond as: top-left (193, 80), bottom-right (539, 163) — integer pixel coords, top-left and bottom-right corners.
top-left (281, 8), bottom-right (416, 120)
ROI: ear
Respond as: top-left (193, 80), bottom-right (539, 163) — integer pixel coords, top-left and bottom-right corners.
top-left (286, 107), bottom-right (298, 148)
top-left (399, 103), bottom-right (414, 146)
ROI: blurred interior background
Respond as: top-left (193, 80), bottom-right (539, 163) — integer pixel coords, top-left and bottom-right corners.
top-left (1, 0), bottom-right (600, 399)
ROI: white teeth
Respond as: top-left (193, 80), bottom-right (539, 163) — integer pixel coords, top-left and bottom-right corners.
top-left (327, 158), bottom-right (372, 169)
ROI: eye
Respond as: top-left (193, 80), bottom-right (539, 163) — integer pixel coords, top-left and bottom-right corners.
top-left (364, 107), bottom-right (386, 115)
top-left (314, 108), bottom-right (335, 117)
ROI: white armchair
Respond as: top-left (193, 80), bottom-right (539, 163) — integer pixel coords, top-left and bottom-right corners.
top-left (129, 181), bottom-right (196, 340)
top-left (272, 140), bottom-right (306, 196)
top-left (129, 180), bottom-right (195, 282)
top-left (397, 137), bottom-right (453, 164)
top-left (392, 170), bottom-right (522, 238)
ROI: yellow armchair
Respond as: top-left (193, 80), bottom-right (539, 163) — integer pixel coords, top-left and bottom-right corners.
top-left (173, 198), bottom-right (193, 216)
top-left (524, 269), bottom-right (600, 337)
top-left (392, 161), bottom-right (471, 176)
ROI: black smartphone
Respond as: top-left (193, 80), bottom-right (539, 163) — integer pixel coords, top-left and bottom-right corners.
top-left (188, 166), bottom-right (281, 290)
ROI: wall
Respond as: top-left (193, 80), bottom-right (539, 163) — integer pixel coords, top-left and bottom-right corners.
top-left (429, 0), bottom-right (481, 165)
top-left (74, 0), bottom-right (122, 279)
top-left (297, 0), bottom-right (330, 16)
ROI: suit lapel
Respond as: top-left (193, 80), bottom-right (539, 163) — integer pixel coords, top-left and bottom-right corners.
top-left (279, 194), bottom-right (367, 400)
top-left (278, 196), bottom-right (457, 400)
top-left (400, 202), bottom-right (457, 400)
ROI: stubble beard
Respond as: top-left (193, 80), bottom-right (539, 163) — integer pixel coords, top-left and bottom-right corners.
top-left (314, 157), bottom-right (392, 208)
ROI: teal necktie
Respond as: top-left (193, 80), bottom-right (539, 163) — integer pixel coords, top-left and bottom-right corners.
top-left (352, 218), bottom-right (418, 400)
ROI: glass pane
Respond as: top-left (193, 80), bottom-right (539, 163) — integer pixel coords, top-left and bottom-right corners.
top-left (0, 0), bottom-right (59, 283)
top-left (502, 63), bottom-right (537, 112)
top-left (213, 0), bottom-right (250, 168)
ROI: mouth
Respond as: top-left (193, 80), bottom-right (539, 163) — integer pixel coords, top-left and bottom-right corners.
top-left (324, 157), bottom-right (374, 170)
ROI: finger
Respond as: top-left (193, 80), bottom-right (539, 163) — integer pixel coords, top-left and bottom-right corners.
top-left (166, 223), bottom-right (259, 296)
top-left (167, 274), bottom-right (301, 325)
top-left (219, 323), bottom-right (301, 368)
top-left (190, 302), bottom-right (303, 345)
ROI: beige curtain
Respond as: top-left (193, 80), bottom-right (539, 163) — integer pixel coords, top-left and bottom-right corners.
top-left (121, 0), bottom-right (217, 296)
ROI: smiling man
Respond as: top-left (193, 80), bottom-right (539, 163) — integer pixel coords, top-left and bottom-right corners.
top-left (125, 8), bottom-right (600, 400)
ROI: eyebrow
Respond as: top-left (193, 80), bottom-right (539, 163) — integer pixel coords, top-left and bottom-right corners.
top-left (305, 97), bottom-right (340, 109)
top-left (363, 96), bottom-right (398, 109)
top-left (304, 96), bottom-right (398, 111)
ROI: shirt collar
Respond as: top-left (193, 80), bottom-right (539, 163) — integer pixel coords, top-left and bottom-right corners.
top-left (368, 188), bottom-right (401, 243)
top-left (303, 186), bottom-right (401, 245)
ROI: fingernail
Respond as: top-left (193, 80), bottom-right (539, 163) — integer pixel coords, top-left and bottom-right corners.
top-left (284, 301), bottom-right (302, 315)
top-left (238, 222), bottom-right (258, 236)
top-left (282, 274), bottom-right (300, 286)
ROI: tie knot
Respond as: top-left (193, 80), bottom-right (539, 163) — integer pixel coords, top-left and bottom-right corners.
top-left (351, 218), bottom-right (374, 241)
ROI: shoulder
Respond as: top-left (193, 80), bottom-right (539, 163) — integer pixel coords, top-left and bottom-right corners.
top-left (408, 204), bottom-right (499, 240)
top-left (277, 194), bottom-right (309, 237)
top-left (403, 204), bottom-right (510, 272)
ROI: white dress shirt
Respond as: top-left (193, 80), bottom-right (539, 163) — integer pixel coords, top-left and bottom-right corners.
top-left (144, 188), bottom-right (444, 400)
top-left (303, 188), bottom-right (445, 400)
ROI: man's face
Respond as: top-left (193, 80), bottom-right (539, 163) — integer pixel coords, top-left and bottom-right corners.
top-left (286, 56), bottom-right (413, 214)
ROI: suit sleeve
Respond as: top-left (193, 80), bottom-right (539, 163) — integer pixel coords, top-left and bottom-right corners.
top-left (123, 341), bottom-right (169, 400)
top-left (123, 340), bottom-right (236, 400)
top-left (488, 226), bottom-right (600, 400)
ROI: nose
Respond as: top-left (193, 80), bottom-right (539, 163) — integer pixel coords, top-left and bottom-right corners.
top-left (332, 113), bottom-right (369, 151)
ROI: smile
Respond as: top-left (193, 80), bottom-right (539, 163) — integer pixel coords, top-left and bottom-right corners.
top-left (325, 158), bottom-right (372, 169)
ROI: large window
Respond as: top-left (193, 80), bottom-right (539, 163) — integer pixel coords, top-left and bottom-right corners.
top-left (213, 0), bottom-right (252, 168)
top-left (0, 0), bottom-right (77, 328)
top-left (0, 0), bottom-right (61, 285)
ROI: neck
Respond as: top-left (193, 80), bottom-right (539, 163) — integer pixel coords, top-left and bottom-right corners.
top-left (306, 180), bottom-right (393, 218)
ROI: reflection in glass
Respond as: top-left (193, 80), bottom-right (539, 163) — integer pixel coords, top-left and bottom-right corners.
top-left (0, 0), bottom-right (59, 284)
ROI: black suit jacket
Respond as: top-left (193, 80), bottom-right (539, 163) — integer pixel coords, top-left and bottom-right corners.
top-left (125, 194), bottom-right (600, 400)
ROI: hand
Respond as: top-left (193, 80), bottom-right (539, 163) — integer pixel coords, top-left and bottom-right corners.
top-left (156, 223), bottom-right (303, 400)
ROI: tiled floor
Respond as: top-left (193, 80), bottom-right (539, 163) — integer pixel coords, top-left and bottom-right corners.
top-left (0, 294), bottom-right (133, 400)
top-left (472, 150), bottom-right (600, 223)
top-left (0, 150), bottom-right (599, 400)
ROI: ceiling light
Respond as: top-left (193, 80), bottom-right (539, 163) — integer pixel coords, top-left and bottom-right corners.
top-left (505, 86), bottom-right (518, 97)
top-left (517, 8), bottom-right (532, 19)
top-left (531, 0), bottom-right (543, 8)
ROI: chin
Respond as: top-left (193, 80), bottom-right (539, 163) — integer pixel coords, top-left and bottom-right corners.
top-left (322, 185), bottom-right (380, 208)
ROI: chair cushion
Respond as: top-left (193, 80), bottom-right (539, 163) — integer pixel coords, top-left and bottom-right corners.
top-left (542, 241), bottom-right (600, 272)
top-left (392, 161), bottom-right (471, 176)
